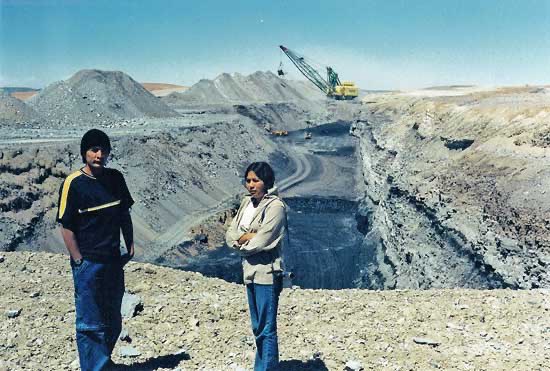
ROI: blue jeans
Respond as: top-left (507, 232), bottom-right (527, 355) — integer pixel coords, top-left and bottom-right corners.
top-left (246, 276), bottom-right (283, 371)
top-left (71, 259), bottom-right (124, 371)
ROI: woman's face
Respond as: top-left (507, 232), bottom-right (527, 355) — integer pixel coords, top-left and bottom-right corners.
top-left (245, 170), bottom-right (266, 200)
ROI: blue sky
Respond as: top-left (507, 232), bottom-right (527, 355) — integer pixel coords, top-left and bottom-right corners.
top-left (1, 0), bottom-right (550, 89)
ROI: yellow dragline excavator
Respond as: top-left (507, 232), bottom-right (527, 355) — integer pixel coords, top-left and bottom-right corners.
top-left (279, 45), bottom-right (358, 100)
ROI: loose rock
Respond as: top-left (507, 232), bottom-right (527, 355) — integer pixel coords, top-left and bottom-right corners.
top-left (119, 345), bottom-right (141, 358)
top-left (6, 309), bottom-right (22, 318)
top-left (121, 292), bottom-right (143, 319)
top-left (345, 359), bottom-right (364, 370)
top-left (413, 337), bottom-right (441, 346)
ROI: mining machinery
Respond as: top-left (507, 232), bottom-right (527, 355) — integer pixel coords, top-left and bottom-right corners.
top-left (279, 45), bottom-right (358, 100)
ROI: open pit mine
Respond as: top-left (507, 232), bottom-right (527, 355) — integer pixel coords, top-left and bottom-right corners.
top-left (1, 71), bottom-right (548, 369)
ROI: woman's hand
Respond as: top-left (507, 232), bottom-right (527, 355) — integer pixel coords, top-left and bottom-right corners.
top-left (238, 232), bottom-right (257, 245)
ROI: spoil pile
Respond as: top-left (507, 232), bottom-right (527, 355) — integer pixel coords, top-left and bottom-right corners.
top-left (0, 90), bottom-right (42, 127)
top-left (163, 71), bottom-right (325, 107)
top-left (28, 69), bottom-right (179, 128)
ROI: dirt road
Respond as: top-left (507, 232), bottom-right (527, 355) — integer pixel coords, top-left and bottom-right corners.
top-left (150, 144), bottom-right (315, 260)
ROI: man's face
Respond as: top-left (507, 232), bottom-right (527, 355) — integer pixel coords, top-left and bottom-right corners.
top-left (85, 146), bottom-right (109, 169)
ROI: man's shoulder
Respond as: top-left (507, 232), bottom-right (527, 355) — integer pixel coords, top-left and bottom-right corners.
top-left (61, 170), bottom-right (84, 188)
top-left (104, 167), bottom-right (125, 180)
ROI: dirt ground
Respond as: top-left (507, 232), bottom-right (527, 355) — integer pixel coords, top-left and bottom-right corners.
top-left (1, 252), bottom-right (548, 371)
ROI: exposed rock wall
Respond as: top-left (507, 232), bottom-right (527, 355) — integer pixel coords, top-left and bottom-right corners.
top-left (352, 87), bottom-right (550, 289)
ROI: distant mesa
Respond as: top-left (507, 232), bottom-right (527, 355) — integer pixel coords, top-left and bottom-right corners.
top-left (141, 82), bottom-right (188, 97)
top-left (1, 87), bottom-right (40, 101)
top-left (27, 69), bottom-right (180, 127)
top-left (424, 85), bottom-right (475, 90)
top-left (162, 70), bottom-right (325, 107)
top-left (4, 83), bottom-right (187, 101)
top-left (0, 89), bottom-right (43, 127)
top-left (11, 91), bottom-right (39, 101)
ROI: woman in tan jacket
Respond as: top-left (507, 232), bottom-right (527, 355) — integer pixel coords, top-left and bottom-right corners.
top-left (225, 162), bottom-right (287, 371)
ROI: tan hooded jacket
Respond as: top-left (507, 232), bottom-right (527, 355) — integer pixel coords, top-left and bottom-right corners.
top-left (225, 187), bottom-right (287, 284)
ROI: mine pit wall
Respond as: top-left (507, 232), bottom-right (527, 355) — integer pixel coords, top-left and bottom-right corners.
top-left (351, 107), bottom-right (549, 290)
top-left (283, 197), bottom-right (366, 289)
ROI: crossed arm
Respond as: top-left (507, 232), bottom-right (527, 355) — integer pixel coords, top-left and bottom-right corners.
top-left (226, 202), bottom-right (286, 257)
top-left (238, 232), bottom-right (256, 245)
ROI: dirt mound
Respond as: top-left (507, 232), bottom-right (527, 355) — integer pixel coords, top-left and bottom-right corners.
top-left (0, 90), bottom-right (42, 127)
top-left (28, 70), bottom-right (179, 128)
top-left (141, 83), bottom-right (186, 91)
top-left (163, 71), bottom-right (325, 107)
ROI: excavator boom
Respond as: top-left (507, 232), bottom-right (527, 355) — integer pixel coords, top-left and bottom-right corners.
top-left (279, 45), bottom-right (331, 94)
top-left (279, 45), bottom-right (358, 100)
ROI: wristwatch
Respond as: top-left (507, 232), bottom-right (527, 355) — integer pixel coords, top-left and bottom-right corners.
top-left (74, 258), bottom-right (83, 266)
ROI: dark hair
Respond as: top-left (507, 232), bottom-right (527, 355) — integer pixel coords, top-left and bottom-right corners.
top-left (244, 162), bottom-right (275, 190)
top-left (80, 129), bottom-right (111, 163)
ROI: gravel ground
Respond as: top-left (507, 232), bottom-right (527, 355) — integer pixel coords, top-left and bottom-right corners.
top-left (0, 252), bottom-right (548, 370)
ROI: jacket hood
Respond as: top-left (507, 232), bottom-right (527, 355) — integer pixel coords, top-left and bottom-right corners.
top-left (267, 186), bottom-right (279, 197)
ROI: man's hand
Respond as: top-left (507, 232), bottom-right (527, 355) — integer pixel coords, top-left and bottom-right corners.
top-left (238, 232), bottom-right (256, 246)
top-left (122, 243), bottom-right (134, 266)
top-left (60, 227), bottom-right (83, 262)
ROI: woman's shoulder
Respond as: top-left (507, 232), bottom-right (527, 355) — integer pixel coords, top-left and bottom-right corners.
top-left (264, 195), bottom-right (286, 209)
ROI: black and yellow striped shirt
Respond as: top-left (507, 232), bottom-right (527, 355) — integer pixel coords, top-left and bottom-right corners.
top-left (57, 168), bottom-right (134, 262)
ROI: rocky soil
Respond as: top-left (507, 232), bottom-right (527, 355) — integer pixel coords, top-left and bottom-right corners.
top-left (352, 86), bottom-right (550, 289)
top-left (0, 143), bottom-right (74, 252)
top-left (1, 251), bottom-right (548, 371)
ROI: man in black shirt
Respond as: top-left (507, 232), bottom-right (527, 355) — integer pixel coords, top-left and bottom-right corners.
top-left (57, 129), bottom-right (134, 370)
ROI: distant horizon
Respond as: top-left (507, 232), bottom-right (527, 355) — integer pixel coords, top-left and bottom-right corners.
top-left (2, 67), bottom-right (549, 93)
top-left (2, 1), bottom-right (550, 90)
top-left (4, 68), bottom-right (550, 93)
